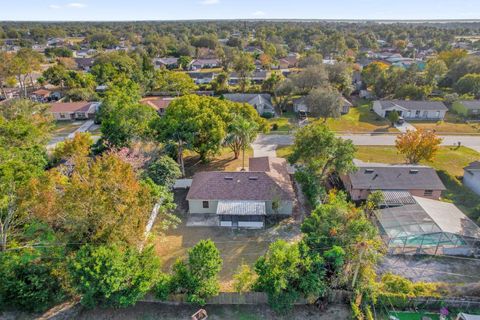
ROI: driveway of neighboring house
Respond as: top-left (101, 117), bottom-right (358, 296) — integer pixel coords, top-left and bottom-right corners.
top-left (394, 121), bottom-right (416, 133)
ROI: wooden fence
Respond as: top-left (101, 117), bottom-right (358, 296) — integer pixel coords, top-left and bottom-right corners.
top-left (140, 289), bottom-right (353, 306)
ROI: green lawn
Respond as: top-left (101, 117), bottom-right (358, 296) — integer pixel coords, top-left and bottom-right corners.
top-left (411, 113), bottom-right (480, 134)
top-left (268, 112), bottom-right (296, 133)
top-left (321, 102), bottom-right (398, 133)
top-left (275, 144), bottom-right (480, 219)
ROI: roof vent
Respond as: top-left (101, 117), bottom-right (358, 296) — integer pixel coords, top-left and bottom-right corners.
top-left (365, 169), bottom-right (375, 174)
top-left (224, 176), bottom-right (233, 180)
top-left (248, 176), bottom-right (258, 180)
top-left (409, 169), bottom-right (419, 174)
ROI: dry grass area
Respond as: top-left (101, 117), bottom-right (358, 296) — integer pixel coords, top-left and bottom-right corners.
top-left (154, 190), bottom-right (302, 292)
top-left (184, 147), bottom-right (253, 178)
top-left (411, 113), bottom-right (480, 134)
top-left (53, 120), bottom-right (85, 136)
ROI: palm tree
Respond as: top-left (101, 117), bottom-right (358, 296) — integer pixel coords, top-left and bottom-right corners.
top-left (225, 117), bottom-right (259, 171)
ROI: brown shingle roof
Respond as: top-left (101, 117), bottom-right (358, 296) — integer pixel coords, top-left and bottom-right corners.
top-left (187, 157), bottom-right (294, 201)
top-left (49, 101), bottom-right (92, 113)
top-left (141, 97), bottom-right (174, 111)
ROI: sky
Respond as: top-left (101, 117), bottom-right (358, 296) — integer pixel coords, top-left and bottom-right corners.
top-left (0, 0), bottom-right (479, 21)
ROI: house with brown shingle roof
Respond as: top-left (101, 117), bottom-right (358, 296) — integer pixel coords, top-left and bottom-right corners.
top-left (141, 97), bottom-right (175, 116)
top-left (49, 101), bottom-right (99, 121)
top-left (186, 156), bottom-right (295, 228)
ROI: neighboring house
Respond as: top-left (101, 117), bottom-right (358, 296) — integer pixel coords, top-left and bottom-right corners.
top-left (74, 58), bottom-right (95, 72)
top-left (141, 97), bottom-right (175, 116)
top-left (186, 157), bottom-right (295, 228)
top-left (278, 55), bottom-right (298, 69)
top-left (293, 96), bottom-right (352, 115)
top-left (49, 101), bottom-right (99, 121)
top-left (372, 100), bottom-right (448, 120)
top-left (452, 100), bottom-right (480, 119)
top-left (189, 58), bottom-right (220, 70)
top-left (187, 72), bottom-right (216, 85)
top-left (223, 93), bottom-right (275, 116)
top-left (31, 89), bottom-right (53, 102)
top-left (341, 160), bottom-right (446, 201)
top-left (228, 71), bottom-right (268, 85)
top-left (463, 161), bottom-right (480, 196)
top-left (154, 57), bottom-right (179, 69)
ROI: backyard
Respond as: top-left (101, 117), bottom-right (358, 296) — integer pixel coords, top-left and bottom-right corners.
top-left (154, 190), bottom-right (302, 292)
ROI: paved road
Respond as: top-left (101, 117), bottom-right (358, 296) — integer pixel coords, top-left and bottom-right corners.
top-left (254, 133), bottom-right (480, 152)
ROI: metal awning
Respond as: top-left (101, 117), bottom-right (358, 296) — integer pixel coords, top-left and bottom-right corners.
top-left (380, 190), bottom-right (416, 207)
top-left (216, 201), bottom-right (266, 216)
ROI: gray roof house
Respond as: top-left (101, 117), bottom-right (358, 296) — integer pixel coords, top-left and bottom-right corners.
top-left (341, 160), bottom-right (446, 201)
top-left (452, 100), bottom-right (480, 118)
top-left (463, 161), bottom-right (480, 196)
top-left (154, 57), bottom-right (179, 69)
top-left (186, 157), bottom-right (294, 228)
top-left (223, 93), bottom-right (275, 116)
top-left (373, 100), bottom-right (448, 120)
top-left (293, 96), bottom-right (352, 115)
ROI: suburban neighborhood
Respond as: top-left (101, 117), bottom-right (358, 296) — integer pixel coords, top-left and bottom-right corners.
top-left (1, 4), bottom-right (480, 320)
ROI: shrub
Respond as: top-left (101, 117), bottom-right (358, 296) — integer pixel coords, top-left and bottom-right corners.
top-left (144, 155), bottom-right (181, 188)
top-left (271, 123), bottom-right (279, 131)
top-left (68, 244), bottom-right (161, 308)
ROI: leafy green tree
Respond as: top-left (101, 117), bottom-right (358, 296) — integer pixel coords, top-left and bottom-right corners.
top-left (305, 86), bottom-right (343, 122)
top-left (394, 84), bottom-right (431, 100)
top-left (170, 239), bottom-right (222, 305)
top-left (11, 48), bottom-right (43, 97)
top-left (212, 71), bottom-right (229, 92)
top-left (233, 52), bottom-right (255, 91)
top-left (425, 58), bottom-right (447, 85)
top-left (292, 64), bottom-right (329, 94)
top-left (154, 69), bottom-right (196, 95)
top-left (0, 100), bottom-right (53, 251)
top-left (233, 264), bottom-right (257, 293)
top-left (454, 73), bottom-right (480, 96)
top-left (144, 155), bottom-right (181, 188)
top-left (326, 62), bottom-right (353, 96)
top-left (68, 244), bottom-right (161, 308)
top-left (91, 52), bottom-right (143, 85)
top-left (224, 116), bottom-right (259, 169)
top-left (0, 246), bottom-right (65, 312)
top-left (154, 95), bottom-right (229, 168)
top-left (288, 123), bottom-right (356, 183)
top-left (387, 110), bottom-right (400, 126)
top-left (43, 64), bottom-right (68, 87)
top-left (178, 56), bottom-right (192, 70)
top-left (254, 240), bottom-right (326, 312)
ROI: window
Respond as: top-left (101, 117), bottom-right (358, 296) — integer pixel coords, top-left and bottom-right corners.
top-left (415, 110), bottom-right (421, 118)
top-left (59, 113), bottom-right (66, 119)
top-left (424, 190), bottom-right (433, 196)
top-left (436, 111), bottom-right (440, 118)
top-left (202, 201), bottom-right (209, 208)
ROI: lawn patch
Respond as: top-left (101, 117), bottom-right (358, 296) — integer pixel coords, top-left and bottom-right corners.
top-left (410, 113), bottom-right (480, 134)
top-left (184, 147), bottom-right (253, 178)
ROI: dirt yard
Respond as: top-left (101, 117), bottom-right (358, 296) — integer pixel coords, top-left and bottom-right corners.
top-left (378, 255), bottom-right (480, 283)
top-left (76, 302), bottom-right (350, 320)
top-left (154, 190), bottom-right (302, 291)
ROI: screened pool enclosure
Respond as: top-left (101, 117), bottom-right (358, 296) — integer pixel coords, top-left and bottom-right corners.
top-left (375, 194), bottom-right (480, 256)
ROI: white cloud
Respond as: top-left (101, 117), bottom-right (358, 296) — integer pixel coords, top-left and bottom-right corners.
top-left (67, 2), bottom-right (87, 8)
top-left (200, 0), bottom-right (220, 5)
top-left (49, 4), bottom-right (61, 9)
top-left (252, 10), bottom-right (265, 17)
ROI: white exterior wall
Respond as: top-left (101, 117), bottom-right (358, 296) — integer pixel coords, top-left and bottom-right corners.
top-left (464, 170), bottom-right (480, 196)
top-left (188, 200), bottom-right (293, 215)
top-left (403, 109), bottom-right (446, 120)
top-left (188, 200), bottom-right (219, 214)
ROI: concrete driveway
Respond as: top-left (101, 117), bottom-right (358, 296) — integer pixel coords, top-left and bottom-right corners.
top-left (254, 133), bottom-right (480, 152)
top-left (394, 121), bottom-right (416, 133)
